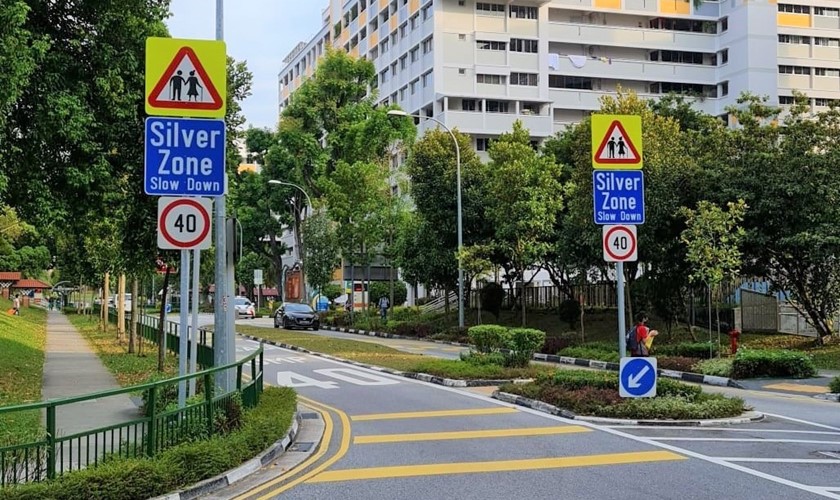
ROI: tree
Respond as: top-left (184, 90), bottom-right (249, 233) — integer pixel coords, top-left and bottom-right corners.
top-left (681, 200), bottom-right (747, 354)
top-left (302, 211), bottom-right (339, 298)
top-left (484, 121), bottom-right (564, 326)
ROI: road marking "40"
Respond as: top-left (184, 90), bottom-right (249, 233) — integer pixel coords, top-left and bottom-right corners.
top-left (276, 368), bottom-right (400, 389)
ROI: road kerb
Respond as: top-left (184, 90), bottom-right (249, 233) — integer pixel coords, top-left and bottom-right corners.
top-left (152, 410), bottom-right (308, 500)
top-left (815, 393), bottom-right (840, 402)
top-left (493, 390), bottom-right (765, 427)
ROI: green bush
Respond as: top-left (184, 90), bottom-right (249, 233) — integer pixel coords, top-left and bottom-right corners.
top-left (830, 376), bottom-right (840, 393)
top-left (389, 320), bottom-right (434, 338)
top-left (480, 283), bottom-right (505, 319)
top-left (596, 393), bottom-right (746, 420)
top-left (460, 351), bottom-right (506, 367)
top-left (694, 358), bottom-right (734, 377)
top-left (468, 325), bottom-right (509, 354)
top-left (320, 284), bottom-right (343, 301)
top-left (504, 328), bottom-right (546, 368)
top-left (656, 342), bottom-right (719, 359)
top-left (367, 281), bottom-right (408, 307)
top-left (657, 356), bottom-right (700, 373)
top-left (389, 306), bottom-right (423, 322)
top-left (4, 387), bottom-right (296, 500)
top-left (557, 299), bottom-right (581, 329)
top-left (732, 349), bottom-right (817, 379)
top-left (558, 346), bottom-right (620, 363)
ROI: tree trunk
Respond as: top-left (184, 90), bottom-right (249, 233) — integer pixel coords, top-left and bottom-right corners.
top-left (102, 272), bottom-right (110, 332)
top-left (707, 284), bottom-right (713, 358)
top-left (685, 288), bottom-right (698, 342)
top-left (521, 278), bottom-right (527, 327)
top-left (349, 256), bottom-right (355, 322)
top-left (293, 204), bottom-right (307, 304)
top-left (477, 283), bottom-right (482, 325)
top-left (157, 267), bottom-right (171, 372)
top-left (579, 294), bottom-right (586, 343)
top-left (117, 273), bottom-right (126, 341)
top-left (444, 285), bottom-right (451, 314)
top-left (715, 286), bottom-right (721, 358)
top-left (129, 278), bottom-right (138, 354)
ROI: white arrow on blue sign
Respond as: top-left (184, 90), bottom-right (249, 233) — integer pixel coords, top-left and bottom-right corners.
top-left (144, 117), bottom-right (227, 196)
top-left (619, 357), bottom-right (657, 398)
top-left (593, 170), bottom-right (645, 225)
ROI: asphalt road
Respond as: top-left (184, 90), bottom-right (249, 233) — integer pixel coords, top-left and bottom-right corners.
top-left (204, 328), bottom-right (840, 500)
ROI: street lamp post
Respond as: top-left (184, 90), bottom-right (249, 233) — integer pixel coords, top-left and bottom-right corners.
top-left (387, 110), bottom-right (464, 329)
top-left (269, 180), bottom-right (313, 304)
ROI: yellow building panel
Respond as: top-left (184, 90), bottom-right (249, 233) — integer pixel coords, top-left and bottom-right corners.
top-left (340, 28), bottom-right (350, 45)
top-left (390, 15), bottom-right (398, 32)
top-left (306, 66), bottom-right (313, 77)
top-left (659, 0), bottom-right (690, 14)
top-left (777, 13), bottom-right (810, 27)
top-left (379, 0), bottom-right (388, 11)
top-left (294, 76), bottom-right (300, 88)
top-left (359, 11), bottom-right (367, 26)
top-left (350, 46), bottom-right (359, 58)
top-left (594, 0), bottom-right (621, 9)
top-left (410, 0), bottom-right (420, 13)
top-left (282, 87), bottom-right (289, 98)
top-left (369, 31), bottom-right (379, 47)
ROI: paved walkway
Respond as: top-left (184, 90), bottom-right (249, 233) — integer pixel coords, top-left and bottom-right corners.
top-left (42, 311), bottom-right (139, 469)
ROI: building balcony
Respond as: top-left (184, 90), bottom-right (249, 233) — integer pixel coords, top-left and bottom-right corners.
top-left (549, 56), bottom-right (718, 84)
top-left (548, 22), bottom-right (717, 52)
top-left (434, 110), bottom-right (554, 137)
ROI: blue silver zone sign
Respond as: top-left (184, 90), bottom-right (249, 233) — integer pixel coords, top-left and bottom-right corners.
top-left (592, 170), bottom-right (645, 225)
top-left (144, 117), bottom-right (226, 196)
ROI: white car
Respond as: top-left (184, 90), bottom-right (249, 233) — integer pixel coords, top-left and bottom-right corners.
top-left (233, 296), bottom-right (255, 319)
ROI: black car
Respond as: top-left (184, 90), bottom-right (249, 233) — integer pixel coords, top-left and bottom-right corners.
top-left (274, 302), bottom-right (320, 330)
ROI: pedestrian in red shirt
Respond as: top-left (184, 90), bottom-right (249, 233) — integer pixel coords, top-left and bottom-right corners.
top-left (632, 312), bottom-right (658, 356)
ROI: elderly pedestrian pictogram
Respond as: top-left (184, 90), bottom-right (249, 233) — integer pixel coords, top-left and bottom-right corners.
top-left (594, 121), bottom-right (641, 165)
top-left (148, 47), bottom-right (222, 111)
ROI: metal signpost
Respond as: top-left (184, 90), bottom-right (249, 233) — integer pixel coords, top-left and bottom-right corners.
top-left (146, 28), bottom-right (229, 405)
top-left (591, 115), bottom-right (644, 359)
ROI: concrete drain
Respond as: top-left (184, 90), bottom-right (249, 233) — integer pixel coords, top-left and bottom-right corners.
top-left (289, 442), bottom-right (314, 452)
top-left (300, 412), bottom-right (319, 420)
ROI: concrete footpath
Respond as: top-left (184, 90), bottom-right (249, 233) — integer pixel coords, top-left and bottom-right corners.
top-left (41, 311), bottom-right (138, 467)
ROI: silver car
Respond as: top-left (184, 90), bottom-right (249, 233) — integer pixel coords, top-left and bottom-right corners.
top-left (233, 296), bottom-right (255, 319)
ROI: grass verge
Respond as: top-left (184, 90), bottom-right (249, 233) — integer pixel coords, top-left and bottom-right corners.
top-left (237, 326), bottom-right (548, 380)
top-left (2, 387), bottom-right (296, 500)
top-left (500, 370), bottom-right (746, 420)
top-left (66, 312), bottom-right (177, 387)
top-left (0, 299), bottom-right (47, 445)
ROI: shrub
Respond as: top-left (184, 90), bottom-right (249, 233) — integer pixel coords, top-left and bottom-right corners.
top-left (504, 328), bottom-right (546, 368)
top-left (540, 333), bottom-right (577, 355)
top-left (656, 342), bottom-right (719, 359)
top-left (732, 349), bottom-right (817, 379)
top-left (694, 358), bottom-right (734, 377)
top-left (390, 306), bottom-right (423, 322)
top-left (558, 346), bottom-right (619, 363)
top-left (389, 321), bottom-right (434, 338)
top-left (596, 393), bottom-right (745, 420)
top-left (557, 299), bottom-right (581, 329)
top-left (4, 387), bottom-right (296, 500)
top-left (468, 325), bottom-right (509, 354)
top-left (460, 351), bottom-right (506, 367)
top-left (320, 284), bottom-right (343, 301)
top-left (367, 281), bottom-right (408, 307)
top-left (830, 376), bottom-right (840, 394)
top-left (480, 283), bottom-right (505, 319)
top-left (657, 356), bottom-right (699, 373)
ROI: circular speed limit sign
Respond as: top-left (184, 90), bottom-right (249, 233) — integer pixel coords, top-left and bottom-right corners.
top-left (157, 197), bottom-right (213, 250)
top-left (603, 225), bottom-right (637, 262)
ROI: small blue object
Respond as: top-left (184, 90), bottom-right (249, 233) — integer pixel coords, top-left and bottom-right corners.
top-left (165, 303), bottom-right (172, 314)
top-left (592, 170), bottom-right (645, 225)
top-left (619, 357), bottom-right (657, 398)
top-left (316, 296), bottom-right (329, 312)
top-left (144, 117), bottom-right (227, 196)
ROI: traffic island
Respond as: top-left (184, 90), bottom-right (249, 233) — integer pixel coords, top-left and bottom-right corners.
top-left (493, 370), bottom-right (750, 424)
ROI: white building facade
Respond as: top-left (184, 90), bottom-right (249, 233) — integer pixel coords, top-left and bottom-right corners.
top-left (280, 0), bottom-right (838, 151)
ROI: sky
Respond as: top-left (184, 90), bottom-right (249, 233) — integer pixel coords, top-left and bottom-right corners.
top-left (166, 0), bottom-right (324, 130)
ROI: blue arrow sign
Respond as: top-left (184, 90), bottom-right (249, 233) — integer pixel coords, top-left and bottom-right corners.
top-left (619, 357), bottom-right (657, 398)
top-left (593, 170), bottom-right (645, 225)
top-left (144, 117), bottom-right (226, 196)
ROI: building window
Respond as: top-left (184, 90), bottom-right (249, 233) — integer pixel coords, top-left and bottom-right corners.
top-left (720, 17), bottom-right (728, 32)
top-left (461, 99), bottom-right (479, 111)
top-left (815, 67), bottom-right (840, 77)
top-left (815, 98), bottom-right (840, 106)
top-left (477, 40), bottom-right (506, 51)
top-left (779, 95), bottom-right (795, 104)
top-left (410, 14), bottom-right (419, 29)
top-left (814, 6), bottom-right (839, 16)
top-left (400, 22), bottom-right (408, 38)
top-left (510, 72), bottom-right (538, 86)
top-left (422, 37), bottom-right (433, 53)
top-left (400, 86), bottom-right (407, 100)
top-left (779, 34), bottom-right (811, 44)
top-left (391, 62), bottom-right (397, 76)
top-left (380, 69), bottom-right (388, 84)
top-left (815, 37), bottom-right (840, 47)
top-left (485, 100), bottom-right (510, 113)
top-left (510, 38), bottom-right (538, 53)
top-left (720, 81), bottom-right (728, 97)
top-left (717, 49), bottom-right (728, 65)
top-left (476, 2), bottom-right (505, 15)
top-left (458, 68), bottom-right (466, 75)
top-left (509, 5), bottom-right (537, 19)
top-left (476, 138), bottom-right (492, 151)
top-left (400, 55), bottom-right (407, 69)
top-left (370, 46), bottom-right (379, 60)
top-left (381, 38), bottom-right (389, 53)
top-left (410, 46), bottom-right (419, 62)
top-left (521, 102), bottom-right (540, 114)
top-left (779, 4), bottom-right (810, 13)
top-left (650, 50), bottom-right (704, 64)
top-left (778, 65), bottom-right (810, 75)
top-left (422, 70), bottom-right (433, 87)
top-left (422, 5), bottom-right (432, 20)
top-left (549, 75), bottom-right (592, 89)
top-left (477, 73), bottom-right (506, 85)
top-left (410, 78), bottom-right (419, 94)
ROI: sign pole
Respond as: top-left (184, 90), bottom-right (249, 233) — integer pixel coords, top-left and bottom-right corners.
top-left (617, 261), bottom-right (627, 358)
top-left (178, 249), bottom-right (190, 408)
top-left (189, 249), bottom-right (200, 397)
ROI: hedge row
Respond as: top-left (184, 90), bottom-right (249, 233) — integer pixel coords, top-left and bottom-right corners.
top-left (830, 376), bottom-right (840, 394)
top-left (3, 387), bottom-right (297, 500)
top-left (467, 325), bottom-right (546, 368)
top-left (732, 349), bottom-right (817, 379)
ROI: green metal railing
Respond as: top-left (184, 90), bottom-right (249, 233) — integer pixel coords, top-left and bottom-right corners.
top-left (0, 314), bottom-right (263, 486)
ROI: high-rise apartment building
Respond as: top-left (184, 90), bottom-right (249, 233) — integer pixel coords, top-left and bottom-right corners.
top-left (279, 0), bottom-right (833, 149)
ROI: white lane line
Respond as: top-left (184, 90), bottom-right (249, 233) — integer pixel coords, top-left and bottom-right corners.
top-left (612, 426), bottom-right (840, 436)
top-left (651, 438), bottom-right (840, 445)
top-left (243, 337), bottom-right (840, 500)
top-left (715, 458), bottom-right (840, 464)
top-left (763, 413), bottom-right (840, 432)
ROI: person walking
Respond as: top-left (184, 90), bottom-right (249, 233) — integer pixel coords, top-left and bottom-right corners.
top-left (630, 312), bottom-right (658, 357)
top-left (12, 294), bottom-right (21, 316)
top-left (378, 295), bottom-right (390, 322)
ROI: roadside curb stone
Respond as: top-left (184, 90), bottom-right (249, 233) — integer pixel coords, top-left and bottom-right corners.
top-left (154, 411), bottom-right (303, 500)
top-left (815, 393), bottom-right (840, 402)
top-left (492, 390), bottom-right (764, 426)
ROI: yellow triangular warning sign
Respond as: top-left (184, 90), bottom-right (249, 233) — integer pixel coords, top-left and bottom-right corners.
top-left (594, 121), bottom-right (641, 165)
top-left (148, 47), bottom-right (223, 111)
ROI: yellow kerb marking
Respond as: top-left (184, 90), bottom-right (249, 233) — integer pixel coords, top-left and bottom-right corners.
top-left (354, 426), bottom-right (591, 444)
top-left (763, 383), bottom-right (829, 394)
top-left (351, 407), bottom-right (518, 421)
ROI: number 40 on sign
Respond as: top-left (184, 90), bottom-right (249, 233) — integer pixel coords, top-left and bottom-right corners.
top-left (603, 225), bottom-right (638, 263)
